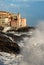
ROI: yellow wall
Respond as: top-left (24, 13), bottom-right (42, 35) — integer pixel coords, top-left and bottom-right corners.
top-left (0, 11), bottom-right (27, 29)
top-left (21, 18), bottom-right (26, 27)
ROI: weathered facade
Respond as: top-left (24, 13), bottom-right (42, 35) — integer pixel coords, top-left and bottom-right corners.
top-left (0, 11), bottom-right (26, 29)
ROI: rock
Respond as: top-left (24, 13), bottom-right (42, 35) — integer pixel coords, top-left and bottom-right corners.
top-left (16, 26), bottom-right (35, 32)
top-left (0, 41), bottom-right (20, 54)
top-left (6, 33), bottom-right (23, 42)
top-left (0, 33), bottom-right (20, 54)
top-left (4, 26), bottom-right (35, 33)
top-left (0, 26), bottom-right (4, 31)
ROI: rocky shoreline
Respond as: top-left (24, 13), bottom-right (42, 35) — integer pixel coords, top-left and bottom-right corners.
top-left (0, 26), bottom-right (35, 54)
top-left (0, 32), bottom-right (20, 54)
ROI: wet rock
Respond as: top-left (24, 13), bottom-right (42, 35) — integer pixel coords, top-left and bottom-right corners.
top-left (0, 26), bottom-right (4, 31)
top-left (6, 33), bottom-right (23, 42)
top-left (0, 33), bottom-right (20, 54)
top-left (0, 41), bottom-right (20, 54)
top-left (5, 26), bottom-right (35, 33)
top-left (16, 26), bottom-right (35, 32)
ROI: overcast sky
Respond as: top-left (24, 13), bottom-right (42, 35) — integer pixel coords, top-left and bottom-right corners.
top-left (0, 0), bottom-right (44, 26)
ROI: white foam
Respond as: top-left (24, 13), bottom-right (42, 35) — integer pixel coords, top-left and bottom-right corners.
top-left (2, 27), bottom-right (11, 32)
top-left (0, 22), bottom-right (44, 65)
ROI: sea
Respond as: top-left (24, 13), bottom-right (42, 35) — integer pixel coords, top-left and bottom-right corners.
top-left (0, 22), bottom-right (44, 65)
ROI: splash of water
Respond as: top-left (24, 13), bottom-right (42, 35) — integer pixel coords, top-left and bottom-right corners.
top-left (0, 22), bottom-right (44, 65)
top-left (2, 27), bottom-right (11, 32)
top-left (20, 22), bottom-right (44, 65)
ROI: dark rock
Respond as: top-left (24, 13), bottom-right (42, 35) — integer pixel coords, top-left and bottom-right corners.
top-left (6, 33), bottom-right (23, 42)
top-left (0, 26), bottom-right (4, 31)
top-left (0, 33), bottom-right (20, 54)
top-left (0, 41), bottom-right (20, 54)
top-left (16, 26), bottom-right (35, 32)
top-left (6, 26), bottom-right (35, 33)
top-left (20, 34), bottom-right (31, 38)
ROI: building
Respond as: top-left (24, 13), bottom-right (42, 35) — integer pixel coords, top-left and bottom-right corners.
top-left (0, 11), bottom-right (26, 29)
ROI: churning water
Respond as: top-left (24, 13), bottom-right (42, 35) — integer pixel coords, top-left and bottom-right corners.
top-left (0, 22), bottom-right (44, 65)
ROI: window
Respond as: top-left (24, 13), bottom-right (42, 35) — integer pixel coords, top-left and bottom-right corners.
top-left (14, 16), bottom-right (17, 20)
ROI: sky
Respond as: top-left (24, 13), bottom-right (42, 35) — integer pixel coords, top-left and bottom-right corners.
top-left (0, 0), bottom-right (44, 26)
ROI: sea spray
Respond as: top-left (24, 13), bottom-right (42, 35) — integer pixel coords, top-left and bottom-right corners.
top-left (19, 22), bottom-right (44, 65)
top-left (2, 27), bottom-right (11, 32)
top-left (0, 22), bottom-right (44, 65)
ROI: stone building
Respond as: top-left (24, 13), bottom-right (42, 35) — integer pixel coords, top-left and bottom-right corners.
top-left (0, 11), bottom-right (26, 29)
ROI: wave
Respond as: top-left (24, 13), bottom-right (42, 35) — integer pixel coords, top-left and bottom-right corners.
top-left (0, 22), bottom-right (44, 65)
